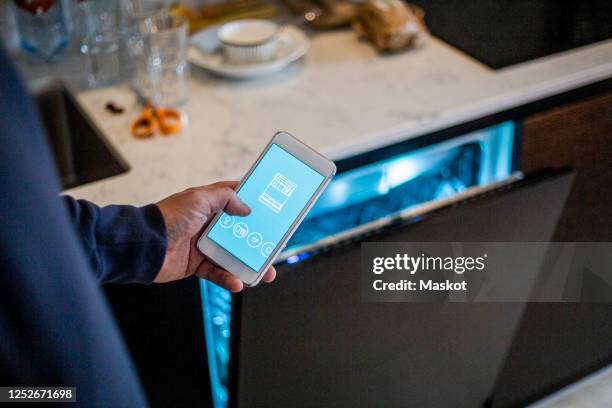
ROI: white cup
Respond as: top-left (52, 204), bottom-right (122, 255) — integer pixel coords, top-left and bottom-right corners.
top-left (218, 19), bottom-right (280, 64)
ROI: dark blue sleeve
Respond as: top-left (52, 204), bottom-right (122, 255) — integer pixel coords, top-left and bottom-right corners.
top-left (0, 46), bottom-right (149, 406)
top-left (62, 197), bottom-right (167, 284)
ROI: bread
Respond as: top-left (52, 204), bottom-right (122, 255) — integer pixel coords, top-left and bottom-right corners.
top-left (353, 0), bottom-right (429, 52)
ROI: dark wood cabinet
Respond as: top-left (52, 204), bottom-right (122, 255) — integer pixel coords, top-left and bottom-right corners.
top-left (520, 92), bottom-right (612, 241)
top-left (492, 92), bottom-right (612, 407)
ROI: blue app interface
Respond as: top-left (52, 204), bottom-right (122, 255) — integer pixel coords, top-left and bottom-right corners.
top-left (208, 144), bottom-right (325, 272)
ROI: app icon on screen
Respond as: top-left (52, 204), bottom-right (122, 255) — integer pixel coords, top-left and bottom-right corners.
top-left (233, 222), bottom-right (249, 239)
top-left (247, 232), bottom-right (263, 248)
top-left (258, 173), bottom-right (297, 213)
top-left (260, 242), bottom-right (276, 257)
top-left (220, 214), bottom-right (235, 228)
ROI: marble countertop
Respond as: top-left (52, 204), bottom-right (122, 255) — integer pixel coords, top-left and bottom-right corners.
top-left (65, 30), bottom-right (612, 206)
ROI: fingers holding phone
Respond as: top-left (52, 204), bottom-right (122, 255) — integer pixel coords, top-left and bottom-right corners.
top-left (154, 181), bottom-right (272, 289)
top-left (198, 131), bottom-right (336, 287)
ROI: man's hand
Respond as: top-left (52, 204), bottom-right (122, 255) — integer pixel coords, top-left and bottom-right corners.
top-left (154, 181), bottom-right (276, 291)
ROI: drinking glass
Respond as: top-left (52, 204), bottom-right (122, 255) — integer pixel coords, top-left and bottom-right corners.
top-left (78, 0), bottom-right (122, 87)
top-left (135, 13), bottom-right (189, 107)
top-left (14, 0), bottom-right (70, 62)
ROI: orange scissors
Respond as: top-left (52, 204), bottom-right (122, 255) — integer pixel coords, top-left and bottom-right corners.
top-left (130, 87), bottom-right (182, 138)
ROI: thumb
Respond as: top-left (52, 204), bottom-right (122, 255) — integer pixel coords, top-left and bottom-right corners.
top-left (199, 185), bottom-right (250, 216)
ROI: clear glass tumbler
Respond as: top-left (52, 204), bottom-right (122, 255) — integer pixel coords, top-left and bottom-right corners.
top-left (78, 0), bottom-right (122, 87)
top-left (135, 13), bottom-right (189, 107)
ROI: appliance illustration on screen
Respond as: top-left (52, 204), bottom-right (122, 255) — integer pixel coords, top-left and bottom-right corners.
top-left (258, 173), bottom-right (297, 213)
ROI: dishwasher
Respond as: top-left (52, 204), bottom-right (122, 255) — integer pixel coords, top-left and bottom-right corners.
top-left (200, 120), bottom-right (518, 408)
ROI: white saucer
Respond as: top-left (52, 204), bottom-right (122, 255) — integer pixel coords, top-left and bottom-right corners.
top-left (189, 25), bottom-right (310, 79)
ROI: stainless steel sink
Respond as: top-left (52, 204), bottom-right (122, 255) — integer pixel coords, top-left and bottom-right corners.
top-left (31, 80), bottom-right (129, 190)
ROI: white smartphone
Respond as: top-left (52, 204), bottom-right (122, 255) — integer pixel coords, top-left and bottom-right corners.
top-left (197, 131), bottom-right (336, 286)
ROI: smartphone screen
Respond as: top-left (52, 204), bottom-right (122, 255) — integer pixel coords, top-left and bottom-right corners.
top-left (207, 143), bottom-right (325, 272)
